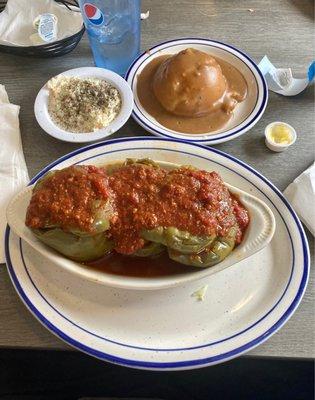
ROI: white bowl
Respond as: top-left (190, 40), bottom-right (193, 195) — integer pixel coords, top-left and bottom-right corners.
top-left (6, 159), bottom-right (275, 291)
top-left (34, 67), bottom-right (134, 143)
top-left (126, 38), bottom-right (268, 145)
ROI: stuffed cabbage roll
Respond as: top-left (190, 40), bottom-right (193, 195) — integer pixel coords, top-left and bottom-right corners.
top-left (168, 226), bottom-right (238, 267)
top-left (141, 227), bottom-right (215, 254)
top-left (26, 165), bottom-right (114, 261)
top-left (25, 159), bottom-right (250, 268)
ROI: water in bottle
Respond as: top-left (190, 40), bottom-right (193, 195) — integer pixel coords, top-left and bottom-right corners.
top-left (79, 0), bottom-right (141, 76)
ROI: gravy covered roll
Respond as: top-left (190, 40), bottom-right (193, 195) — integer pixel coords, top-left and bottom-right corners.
top-left (153, 48), bottom-right (228, 117)
top-left (137, 48), bottom-right (248, 134)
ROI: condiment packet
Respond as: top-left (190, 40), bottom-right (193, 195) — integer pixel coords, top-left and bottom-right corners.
top-left (258, 56), bottom-right (315, 96)
top-left (29, 13), bottom-right (58, 45)
top-left (36, 13), bottom-right (58, 43)
top-left (0, 0), bottom-right (82, 47)
top-left (0, 85), bottom-right (29, 263)
top-left (284, 163), bottom-right (315, 236)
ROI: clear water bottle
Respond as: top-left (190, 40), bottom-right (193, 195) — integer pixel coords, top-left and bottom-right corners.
top-left (79, 0), bottom-right (141, 76)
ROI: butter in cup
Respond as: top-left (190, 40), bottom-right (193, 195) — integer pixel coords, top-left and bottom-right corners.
top-left (265, 122), bottom-right (297, 152)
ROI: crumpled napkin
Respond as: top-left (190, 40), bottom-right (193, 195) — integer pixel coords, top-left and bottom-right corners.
top-left (0, 85), bottom-right (29, 263)
top-left (0, 0), bottom-right (83, 47)
top-left (284, 163), bottom-right (315, 236)
top-left (141, 11), bottom-right (150, 20)
top-left (258, 56), bottom-right (315, 96)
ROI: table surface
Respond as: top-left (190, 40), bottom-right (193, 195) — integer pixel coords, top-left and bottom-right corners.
top-left (0, 0), bottom-right (314, 359)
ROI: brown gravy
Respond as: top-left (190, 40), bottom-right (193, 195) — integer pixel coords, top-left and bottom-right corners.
top-left (137, 55), bottom-right (247, 134)
top-left (85, 251), bottom-right (196, 278)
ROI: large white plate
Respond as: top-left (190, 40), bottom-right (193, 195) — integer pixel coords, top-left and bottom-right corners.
top-left (126, 38), bottom-right (268, 144)
top-left (5, 138), bottom-right (309, 370)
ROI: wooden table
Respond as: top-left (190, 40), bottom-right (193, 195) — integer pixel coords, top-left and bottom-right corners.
top-left (0, 0), bottom-right (314, 359)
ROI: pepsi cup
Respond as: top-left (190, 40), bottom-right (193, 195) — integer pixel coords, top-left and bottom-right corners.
top-left (79, 0), bottom-right (141, 76)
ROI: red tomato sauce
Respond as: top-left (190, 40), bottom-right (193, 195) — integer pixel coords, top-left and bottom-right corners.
top-left (26, 162), bottom-right (249, 259)
top-left (25, 165), bottom-right (111, 233)
top-left (108, 164), bottom-right (248, 254)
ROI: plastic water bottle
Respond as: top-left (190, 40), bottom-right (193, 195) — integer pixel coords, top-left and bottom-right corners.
top-left (79, 0), bottom-right (141, 76)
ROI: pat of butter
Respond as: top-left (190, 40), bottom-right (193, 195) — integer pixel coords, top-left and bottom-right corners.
top-left (267, 123), bottom-right (292, 144)
top-left (265, 121), bottom-right (296, 152)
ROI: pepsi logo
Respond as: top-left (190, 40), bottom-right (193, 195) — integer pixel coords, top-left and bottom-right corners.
top-left (83, 3), bottom-right (104, 25)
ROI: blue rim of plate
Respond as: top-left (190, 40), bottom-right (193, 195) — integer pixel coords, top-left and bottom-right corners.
top-left (5, 137), bottom-right (309, 370)
top-left (125, 38), bottom-right (268, 144)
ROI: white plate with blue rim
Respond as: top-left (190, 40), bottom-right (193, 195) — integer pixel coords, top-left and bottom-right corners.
top-left (125, 38), bottom-right (268, 145)
top-left (5, 137), bottom-right (309, 370)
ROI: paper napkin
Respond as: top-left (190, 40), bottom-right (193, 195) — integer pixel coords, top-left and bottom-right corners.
top-left (258, 56), bottom-right (315, 96)
top-left (0, 85), bottom-right (29, 263)
top-left (284, 163), bottom-right (315, 236)
top-left (0, 0), bottom-right (83, 47)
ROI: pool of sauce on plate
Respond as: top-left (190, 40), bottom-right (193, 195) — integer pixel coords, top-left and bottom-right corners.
top-left (85, 251), bottom-right (195, 277)
top-left (136, 55), bottom-right (248, 134)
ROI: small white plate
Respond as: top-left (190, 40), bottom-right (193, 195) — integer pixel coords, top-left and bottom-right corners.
top-left (34, 67), bottom-right (134, 143)
top-left (126, 38), bottom-right (268, 145)
top-left (5, 138), bottom-right (309, 370)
